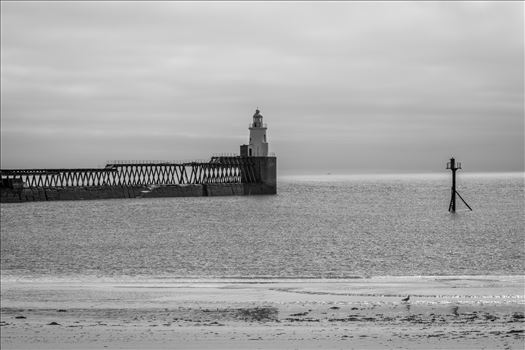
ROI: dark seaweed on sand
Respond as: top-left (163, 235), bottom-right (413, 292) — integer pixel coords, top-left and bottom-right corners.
top-left (237, 307), bottom-right (278, 322)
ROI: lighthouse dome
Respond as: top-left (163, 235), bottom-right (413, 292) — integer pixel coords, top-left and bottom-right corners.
top-left (252, 109), bottom-right (264, 127)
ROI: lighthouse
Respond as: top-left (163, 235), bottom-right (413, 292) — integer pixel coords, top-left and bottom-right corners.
top-left (238, 108), bottom-right (276, 194)
top-left (240, 109), bottom-right (269, 157)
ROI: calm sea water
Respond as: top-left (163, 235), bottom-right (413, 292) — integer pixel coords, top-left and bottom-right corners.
top-left (1, 173), bottom-right (523, 280)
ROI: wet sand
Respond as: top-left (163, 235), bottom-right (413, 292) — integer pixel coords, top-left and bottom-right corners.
top-left (1, 276), bottom-right (524, 349)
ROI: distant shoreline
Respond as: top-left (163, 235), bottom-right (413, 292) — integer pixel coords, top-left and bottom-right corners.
top-left (278, 171), bottom-right (525, 180)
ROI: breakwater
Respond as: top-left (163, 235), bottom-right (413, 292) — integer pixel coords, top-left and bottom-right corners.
top-left (0, 156), bottom-right (276, 203)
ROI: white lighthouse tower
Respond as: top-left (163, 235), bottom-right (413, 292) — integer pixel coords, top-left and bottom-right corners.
top-left (246, 109), bottom-right (268, 157)
top-left (238, 108), bottom-right (276, 193)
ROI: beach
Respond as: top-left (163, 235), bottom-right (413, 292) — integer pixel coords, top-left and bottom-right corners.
top-left (1, 275), bottom-right (523, 349)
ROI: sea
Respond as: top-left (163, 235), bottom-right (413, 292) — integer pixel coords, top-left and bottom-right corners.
top-left (1, 173), bottom-right (523, 281)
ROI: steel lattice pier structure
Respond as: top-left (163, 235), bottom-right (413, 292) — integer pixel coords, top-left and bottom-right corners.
top-left (1, 157), bottom-right (261, 188)
top-left (0, 156), bottom-right (277, 202)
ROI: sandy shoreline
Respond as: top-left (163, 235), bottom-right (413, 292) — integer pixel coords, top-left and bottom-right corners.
top-left (1, 276), bottom-right (524, 349)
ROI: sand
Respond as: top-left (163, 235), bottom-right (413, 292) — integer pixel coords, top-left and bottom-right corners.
top-left (1, 276), bottom-right (524, 349)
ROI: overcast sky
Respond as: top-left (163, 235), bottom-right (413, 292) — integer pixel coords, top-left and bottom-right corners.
top-left (1, 1), bottom-right (523, 174)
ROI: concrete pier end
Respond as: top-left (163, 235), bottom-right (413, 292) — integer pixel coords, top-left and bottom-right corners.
top-left (245, 156), bottom-right (276, 195)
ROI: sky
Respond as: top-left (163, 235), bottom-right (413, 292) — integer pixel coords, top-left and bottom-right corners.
top-left (1, 1), bottom-right (523, 174)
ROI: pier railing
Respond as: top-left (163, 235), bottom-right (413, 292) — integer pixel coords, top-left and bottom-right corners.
top-left (0, 157), bottom-right (260, 188)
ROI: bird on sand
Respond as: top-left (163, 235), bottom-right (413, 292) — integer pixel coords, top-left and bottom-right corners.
top-left (451, 306), bottom-right (459, 316)
top-left (401, 295), bottom-right (410, 302)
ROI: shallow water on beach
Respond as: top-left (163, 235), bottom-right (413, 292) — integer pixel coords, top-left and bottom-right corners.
top-left (1, 173), bottom-right (523, 280)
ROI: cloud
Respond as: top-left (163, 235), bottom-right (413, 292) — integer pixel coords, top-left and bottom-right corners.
top-left (1, 1), bottom-right (523, 172)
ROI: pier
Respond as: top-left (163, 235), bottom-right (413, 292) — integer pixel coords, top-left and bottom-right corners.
top-left (0, 156), bottom-right (276, 202)
top-left (0, 109), bottom-right (277, 202)
top-left (1, 157), bottom-right (262, 188)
